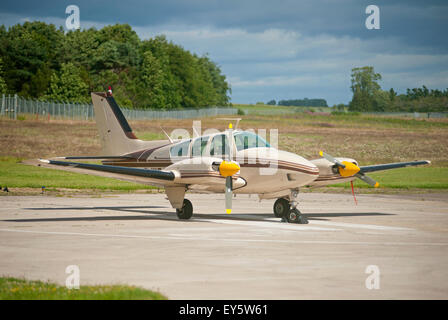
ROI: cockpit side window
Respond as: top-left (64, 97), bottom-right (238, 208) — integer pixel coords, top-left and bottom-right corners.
top-left (170, 139), bottom-right (191, 158)
top-left (234, 131), bottom-right (271, 151)
top-left (210, 134), bottom-right (229, 156)
top-left (191, 136), bottom-right (209, 157)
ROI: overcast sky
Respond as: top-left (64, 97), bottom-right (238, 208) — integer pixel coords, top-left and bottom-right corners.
top-left (1, 0), bottom-right (447, 105)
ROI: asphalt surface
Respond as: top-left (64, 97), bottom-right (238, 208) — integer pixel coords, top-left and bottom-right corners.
top-left (0, 192), bottom-right (447, 299)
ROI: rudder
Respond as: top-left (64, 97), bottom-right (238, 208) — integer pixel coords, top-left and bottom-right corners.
top-left (91, 92), bottom-right (161, 155)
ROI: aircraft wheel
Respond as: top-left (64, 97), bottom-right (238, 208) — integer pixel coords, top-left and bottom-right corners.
top-left (273, 198), bottom-right (290, 218)
top-left (176, 199), bottom-right (193, 220)
top-left (286, 208), bottom-right (308, 224)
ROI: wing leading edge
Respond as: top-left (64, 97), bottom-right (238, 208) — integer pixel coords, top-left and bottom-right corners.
top-left (41, 159), bottom-right (175, 181)
top-left (359, 160), bottom-right (431, 173)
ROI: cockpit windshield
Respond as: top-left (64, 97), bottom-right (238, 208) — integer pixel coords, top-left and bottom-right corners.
top-left (233, 131), bottom-right (271, 151)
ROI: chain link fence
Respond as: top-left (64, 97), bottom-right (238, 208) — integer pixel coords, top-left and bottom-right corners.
top-left (1, 94), bottom-right (446, 120)
top-left (0, 94), bottom-right (237, 120)
top-left (363, 111), bottom-right (448, 119)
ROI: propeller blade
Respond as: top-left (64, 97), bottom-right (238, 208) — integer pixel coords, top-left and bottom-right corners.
top-left (319, 151), bottom-right (346, 168)
top-left (225, 176), bottom-right (233, 214)
top-left (355, 172), bottom-right (379, 188)
top-left (224, 123), bottom-right (237, 214)
top-left (227, 123), bottom-right (234, 161)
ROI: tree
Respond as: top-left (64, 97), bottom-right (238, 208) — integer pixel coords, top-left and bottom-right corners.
top-left (46, 63), bottom-right (88, 102)
top-left (372, 90), bottom-right (391, 112)
top-left (1, 21), bottom-right (64, 93)
top-left (0, 57), bottom-right (7, 94)
top-left (333, 103), bottom-right (346, 112)
top-left (266, 99), bottom-right (276, 105)
top-left (278, 98), bottom-right (327, 107)
top-left (349, 66), bottom-right (383, 111)
top-left (0, 22), bottom-right (231, 109)
top-left (140, 51), bottom-right (167, 108)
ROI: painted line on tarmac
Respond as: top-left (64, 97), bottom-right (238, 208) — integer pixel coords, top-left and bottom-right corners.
top-left (1, 228), bottom-right (447, 246)
top-left (193, 218), bottom-right (340, 231)
top-left (193, 215), bottom-right (411, 232)
top-left (310, 220), bottom-right (414, 231)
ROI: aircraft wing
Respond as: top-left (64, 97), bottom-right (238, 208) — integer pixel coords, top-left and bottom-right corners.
top-left (22, 157), bottom-right (244, 190)
top-left (359, 160), bottom-right (431, 173)
top-left (22, 158), bottom-right (177, 188)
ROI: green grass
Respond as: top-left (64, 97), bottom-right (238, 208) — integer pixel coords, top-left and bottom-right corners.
top-left (331, 167), bottom-right (448, 189)
top-left (0, 157), bottom-right (446, 192)
top-left (133, 131), bottom-right (166, 141)
top-left (244, 112), bottom-right (448, 131)
top-left (0, 277), bottom-right (167, 300)
top-left (325, 113), bottom-right (448, 129)
top-left (0, 157), bottom-right (155, 191)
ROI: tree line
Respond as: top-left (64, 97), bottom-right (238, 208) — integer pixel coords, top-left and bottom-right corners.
top-left (266, 98), bottom-right (328, 107)
top-left (0, 22), bottom-right (231, 109)
top-left (348, 66), bottom-right (448, 112)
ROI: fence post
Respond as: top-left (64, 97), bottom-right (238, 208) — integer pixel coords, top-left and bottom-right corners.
top-left (1, 94), bottom-right (4, 116)
top-left (14, 94), bottom-right (18, 120)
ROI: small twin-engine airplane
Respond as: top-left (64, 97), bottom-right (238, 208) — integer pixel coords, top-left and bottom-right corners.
top-left (27, 92), bottom-right (430, 224)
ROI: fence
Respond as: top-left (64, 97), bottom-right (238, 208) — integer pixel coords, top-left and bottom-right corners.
top-left (363, 111), bottom-right (448, 119)
top-left (241, 106), bottom-right (330, 116)
top-left (0, 94), bottom-right (237, 120)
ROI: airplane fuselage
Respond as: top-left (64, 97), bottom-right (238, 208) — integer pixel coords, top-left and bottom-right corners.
top-left (100, 130), bottom-right (354, 198)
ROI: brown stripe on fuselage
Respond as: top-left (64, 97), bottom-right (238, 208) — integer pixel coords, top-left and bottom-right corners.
top-left (123, 143), bottom-right (172, 160)
top-left (103, 158), bottom-right (319, 175)
top-left (315, 175), bottom-right (346, 181)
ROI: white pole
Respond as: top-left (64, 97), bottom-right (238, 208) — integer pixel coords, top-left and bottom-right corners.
top-left (14, 94), bottom-right (17, 120)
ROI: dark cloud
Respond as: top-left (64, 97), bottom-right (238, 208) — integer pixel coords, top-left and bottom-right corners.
top-left (1, 0), bottom-right (447, 104)
top-left (1, 0), bottom-right (447, 49)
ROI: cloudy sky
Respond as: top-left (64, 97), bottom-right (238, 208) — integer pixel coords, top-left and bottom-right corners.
top-left (1, 0), bottom-right (447, 105)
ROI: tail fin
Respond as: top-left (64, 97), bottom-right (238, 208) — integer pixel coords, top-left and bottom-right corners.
top-left (91, 92), bottom-right (163, 155)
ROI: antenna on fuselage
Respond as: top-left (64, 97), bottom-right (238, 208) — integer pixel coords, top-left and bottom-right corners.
top-left (160, 127), bottom-right (173, 143)
top-left (217, 118), bottom-right (242, 130)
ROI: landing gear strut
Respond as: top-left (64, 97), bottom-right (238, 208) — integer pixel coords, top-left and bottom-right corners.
top-left (176, 199), bottom-right (193, 220)
top-left (274, 189), bottom-right (308, 224)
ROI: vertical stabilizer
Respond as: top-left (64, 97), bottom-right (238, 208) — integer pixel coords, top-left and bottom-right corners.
top-left (91, 92), bottom-right (166, 155)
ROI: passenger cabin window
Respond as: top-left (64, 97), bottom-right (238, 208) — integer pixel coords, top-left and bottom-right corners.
top-left (191, 136), bottom-right (209, 157)
top-left (210, 134), bottom-right (230, 156)
top-left (234, 132), bottom-right (271, 151)
top-left (170, 140), bottom-right (191, 158)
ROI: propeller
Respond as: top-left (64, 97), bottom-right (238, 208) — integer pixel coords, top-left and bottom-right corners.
top-left (219, 123), bottom-right (240, 214)
top-left (319, 151), bottom-right (379, 188)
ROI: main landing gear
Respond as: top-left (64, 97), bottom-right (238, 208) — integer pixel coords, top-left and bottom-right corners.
top-left (273, 189), bottom-right (308, 224)
top-left (176, 199), bottom-right (193, 220)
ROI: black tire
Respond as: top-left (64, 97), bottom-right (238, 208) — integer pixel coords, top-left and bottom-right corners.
top-left (286, 208), bottom-right (308, 224)
top-left (176, 199), bottom-right (193, 220)
top-left (273, 198), bottom-right (290, 218)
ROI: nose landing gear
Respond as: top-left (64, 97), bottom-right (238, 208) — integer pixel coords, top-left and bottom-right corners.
top-left (273, 189), bottom-right (308, 224)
